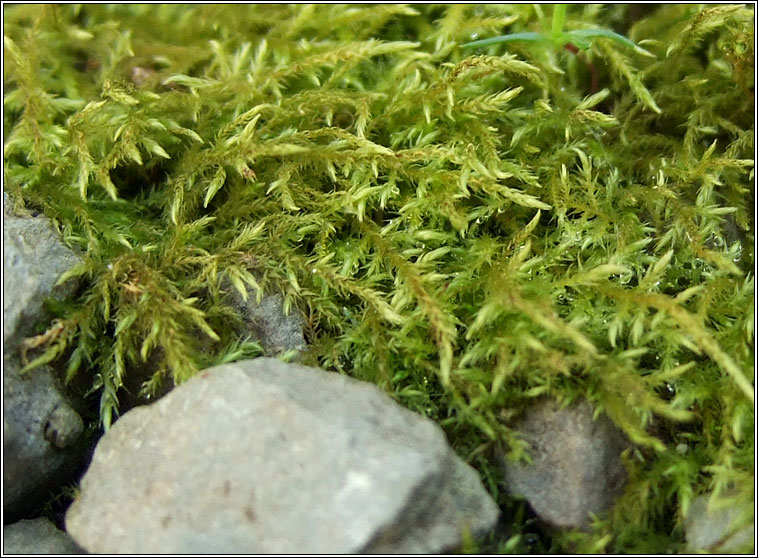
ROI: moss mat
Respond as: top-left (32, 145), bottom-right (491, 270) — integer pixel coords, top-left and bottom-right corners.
top-left (3, 4), bottom-right (754, 553)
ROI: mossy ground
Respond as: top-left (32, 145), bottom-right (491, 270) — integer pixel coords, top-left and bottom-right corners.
top-left (3, 4), bottom-right (754, 553)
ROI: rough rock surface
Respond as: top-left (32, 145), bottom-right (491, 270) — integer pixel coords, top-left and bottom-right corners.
top-left (66, 357), bottom-right (499, 554)
top-left (3, 194), bottom-right (82, 349)
top-left (3, 518), bottom-right (84, 555)
top-left (224, 281), bottom-right (307, 357)
top-left (685, 492), bottom-right (754, 553)
top-left (3, 359), bottom-right (86, 519)
top-left (500, 398), bottom-right (628, 529)
top-left (3, 195), bottom-right (88, 521)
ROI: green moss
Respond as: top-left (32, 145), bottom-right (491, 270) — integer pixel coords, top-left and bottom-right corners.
top-left (4, 4), bottom-right (753, 553)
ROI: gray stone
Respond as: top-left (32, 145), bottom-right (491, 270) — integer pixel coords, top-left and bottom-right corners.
top-left (3, 194), bottom-right (82, 350)
top-left (42, 403), bottom-right (85, 449)
top-left (2, 356), bottom-right (87, 521)
top-left (3, 196), bottom-right (88, 521)
top-left (500, 398), bottom-right (628, 529)
top-left (65, 357), bottom-right (499, 554)
top-left (685, 492), bottom-right (754, 553)
top-left (224, 279), bottom-right (306, 357)
top-left (3, 518), bottom-right (85, 555)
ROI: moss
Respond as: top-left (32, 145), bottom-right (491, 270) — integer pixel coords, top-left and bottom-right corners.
top-left (4, 4), bottom-right (753, 553)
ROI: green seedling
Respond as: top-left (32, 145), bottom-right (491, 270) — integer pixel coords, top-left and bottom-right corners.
top-left (462, 4), bottom-right (654, 56)
top-left (462, 4), bottom-right (654, 93)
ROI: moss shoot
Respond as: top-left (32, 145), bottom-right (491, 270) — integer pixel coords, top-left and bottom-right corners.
top-left (3, 4), bottom-right (754, 553)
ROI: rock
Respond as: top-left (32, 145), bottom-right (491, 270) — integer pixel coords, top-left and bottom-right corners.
top-left (685, 492), bottom-right (754, 553)
top-left (3, 518), bottom-right (85, 554)
top-left (42, 403), bottom-right (85, 449)
top-left (66, 357), bottom-right (499, 553)
top-left (2, 193), bottom-right (82, 350)
top-left (3, 336), bottom-right (88, 522)
top-left (500, 398), bottom-right (628, 529)
top-left (3, 196), bottom-right (88, 521)
top-left (223, 278), bottom-right (306, 357)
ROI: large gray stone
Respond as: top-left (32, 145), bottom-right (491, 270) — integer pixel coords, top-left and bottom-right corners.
top-left (66, 358), bottom-right (499, 553)
top-left (500, 398), bottom-right (628, 529)
top-left (685, 492), bottom-right (754, 553)
top-left (3, 518), bottom-right (84, 555)
top-left (3, 195), bottom-right (88, 521)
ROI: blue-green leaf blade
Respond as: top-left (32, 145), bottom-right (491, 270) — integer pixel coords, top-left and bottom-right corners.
top-left (569, 28), bottom-right (655, 57)
top-left (461, 32), bottom-right (545, 49)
